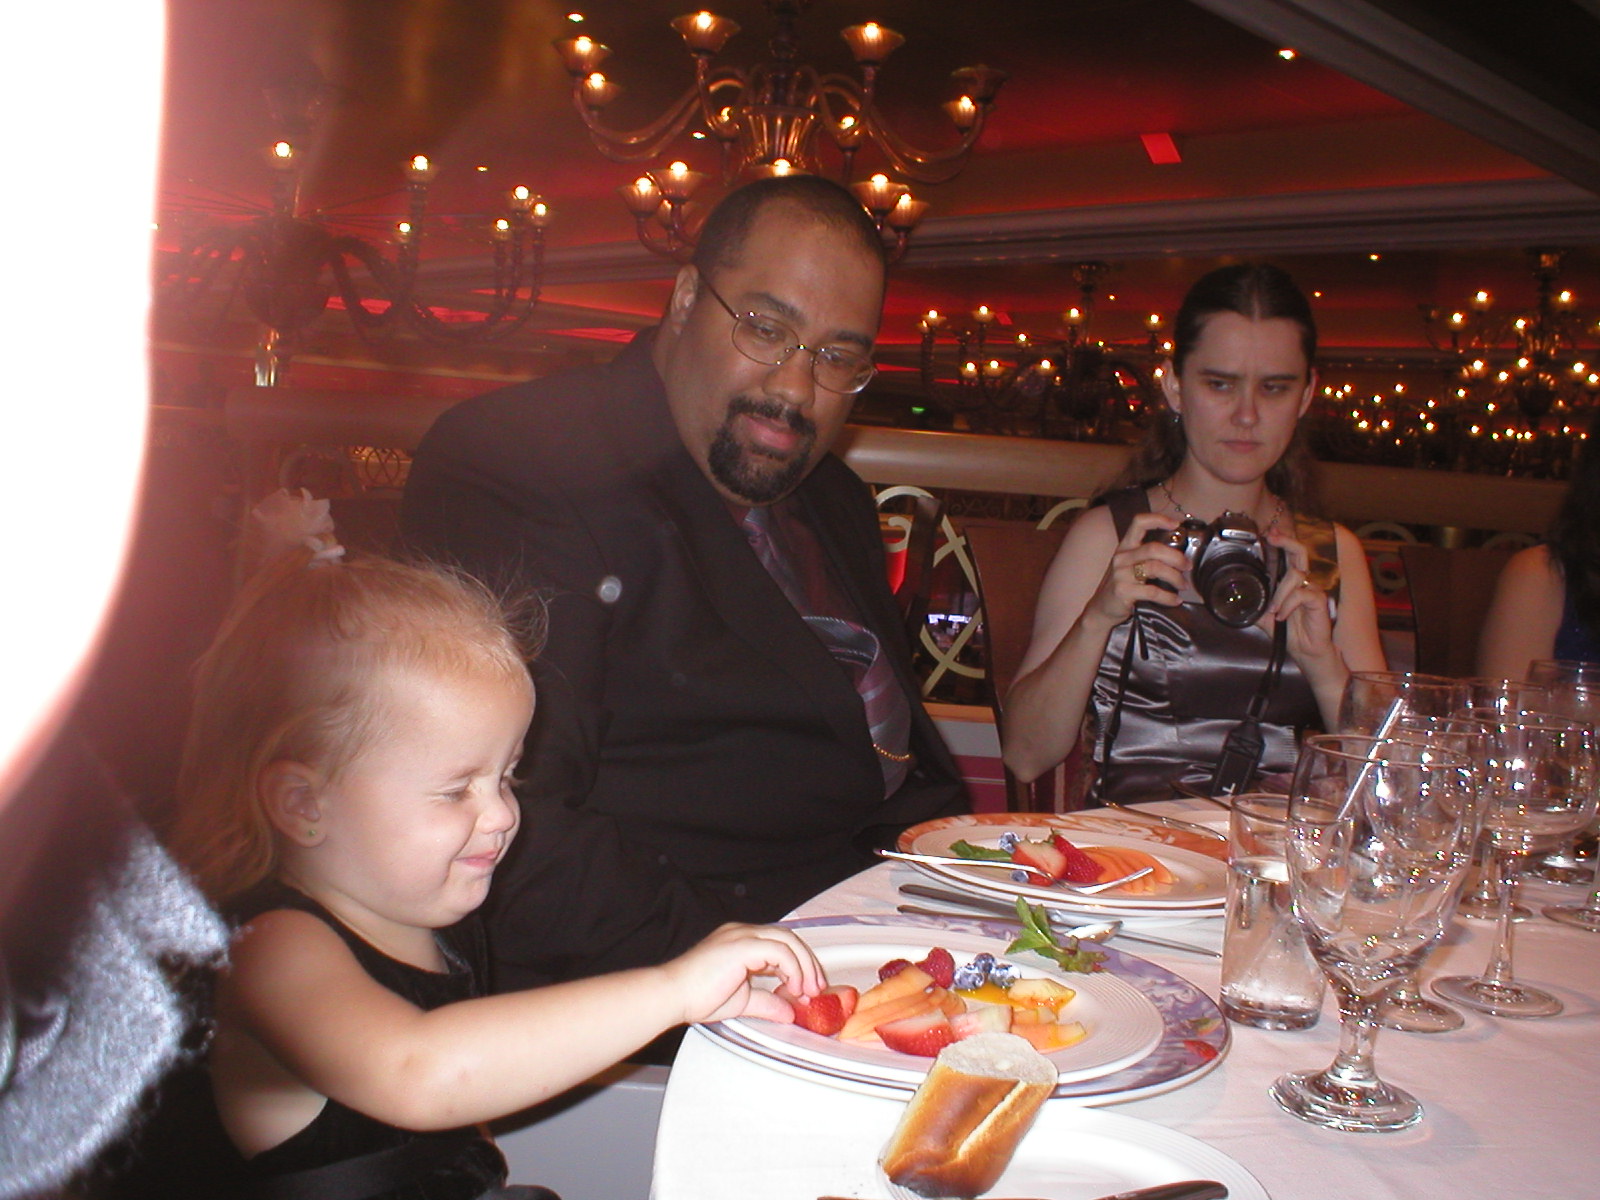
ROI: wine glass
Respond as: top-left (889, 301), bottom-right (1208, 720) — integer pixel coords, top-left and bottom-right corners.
top-left (1336, 672), bottom-right (1473, 1035)
top-left (1339, 670), bottom-right (1465, 737)
top-left (1453, 677), bottom-right (1554, 920)
top-left (1376, 714), bottom-right (1492, 1033)
top-left (1525, 660), bottom-right (1600, 883)
top-left (1271, 735), bottom-right (1476, 1132)
top-left (1432, 712), bottom-right (1598, 1018)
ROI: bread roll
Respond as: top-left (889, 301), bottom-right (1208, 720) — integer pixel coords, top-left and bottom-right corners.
top-left (879, 1031), bottom-right (1056, 1198)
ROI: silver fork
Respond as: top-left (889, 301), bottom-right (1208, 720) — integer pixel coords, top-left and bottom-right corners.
top-left (873, 848), bottom-right (1153, 894)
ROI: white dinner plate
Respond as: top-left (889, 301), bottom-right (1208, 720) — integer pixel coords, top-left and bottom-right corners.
top-left (654, 1040), bottom-right (1269, 1200)
top-left (717, 923), bottom-right (1164, 1091)
top-left (907, 824), bottom-right (1227, 915)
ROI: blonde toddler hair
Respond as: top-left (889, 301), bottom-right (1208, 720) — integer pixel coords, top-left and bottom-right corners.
top-left (170, 548), bottom-right (538, 903)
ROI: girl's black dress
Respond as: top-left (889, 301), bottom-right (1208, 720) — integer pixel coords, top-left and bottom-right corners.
top-left (231, 882), bottom-right (509, 1200)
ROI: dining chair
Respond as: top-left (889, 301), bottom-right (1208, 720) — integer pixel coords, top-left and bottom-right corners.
top-left (1397, 543), bottom-right (1516, 677)
top-left (961, 517), bottom-right (1092, 812)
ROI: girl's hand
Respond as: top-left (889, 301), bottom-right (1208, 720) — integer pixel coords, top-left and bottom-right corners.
top-left (660, 923), bottom-right (826, 1027)
top-left (1087, 511), bottom-right (1188, 626)
top-left (1266, 529), bottom-right (1338, 668)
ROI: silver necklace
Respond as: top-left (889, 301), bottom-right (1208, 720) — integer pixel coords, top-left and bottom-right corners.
top-left (1158, 479), bottom-right (1286, 533)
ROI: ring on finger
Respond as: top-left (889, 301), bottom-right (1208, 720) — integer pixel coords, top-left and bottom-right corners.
top-left (1132, 561), bottom-right (1149, 584)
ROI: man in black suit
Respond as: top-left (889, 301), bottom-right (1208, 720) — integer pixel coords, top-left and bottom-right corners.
top-left (400, 175), bottom-right (966, 991)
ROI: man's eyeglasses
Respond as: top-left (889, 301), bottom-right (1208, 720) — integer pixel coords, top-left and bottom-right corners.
top-left (698, 275), bottom-right (877, 396)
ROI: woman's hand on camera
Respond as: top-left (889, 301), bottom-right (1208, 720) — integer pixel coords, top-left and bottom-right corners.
top-left (1092, 512), bottom-right (1187, 625)
top-left (1266, 529), bottom-right (1340, 671)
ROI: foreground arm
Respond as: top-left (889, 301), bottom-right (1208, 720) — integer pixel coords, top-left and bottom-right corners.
top-left (221, 913), bottom-right (823, 1139)
top-left (1477, 545), bottom-right (1562, 678)
top-left (1002, 508), bottom-right (1185, 783)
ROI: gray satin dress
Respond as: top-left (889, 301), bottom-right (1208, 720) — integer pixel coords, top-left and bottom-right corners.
top-left (1088, 488), bottom-right (1340, 804)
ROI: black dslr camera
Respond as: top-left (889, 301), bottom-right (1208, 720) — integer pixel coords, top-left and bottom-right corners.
top-left (1142, 511), bottom-right (1272, 627)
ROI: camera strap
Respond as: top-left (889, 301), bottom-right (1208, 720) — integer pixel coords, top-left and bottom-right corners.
top-left (1207, 547), bottom-right (1290, 797)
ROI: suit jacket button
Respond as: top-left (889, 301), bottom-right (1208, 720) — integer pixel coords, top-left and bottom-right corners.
top-left (732, 883), bottom-right (749, 898)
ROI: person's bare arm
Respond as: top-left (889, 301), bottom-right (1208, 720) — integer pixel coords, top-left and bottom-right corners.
top-left (218, 911), bottom-right (822, 1146)
top-left (1002, 508), bottom-right (1184, 782)
top-left (1477, 544), bottom-right (1563, 679)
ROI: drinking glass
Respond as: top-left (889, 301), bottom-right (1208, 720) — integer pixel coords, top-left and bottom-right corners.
top-left (1271, 736), bottom-right (1476, 1132)
top-left (1432, 713), bottom-right (1598, 1017)
top-left (1336, 672), bottom-right (1473, 1035)
top-left (1375, 714), bottom-right (1491, 1033)
top-left (1525, 660), bottom-right (1600, 883)
top-left (1339, 670), bottom-right (1465, 735)
top-left (1453, 677), bottom-right (1553, 920)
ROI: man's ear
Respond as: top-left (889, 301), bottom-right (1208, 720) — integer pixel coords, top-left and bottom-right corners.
top-left (662, 265), bottom-right (701, 335)
top-left (260, 760), bottom-right (327, 846)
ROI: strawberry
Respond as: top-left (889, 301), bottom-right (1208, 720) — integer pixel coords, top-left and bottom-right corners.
top-left (785, 985), bottom-right (859, 1036)
top-left (1182, 1038), bottom-right (1221, 1063)
top-left (878, 957), bottom-right (915, 981)
top-left (875, 1010), bottom-right (957, 1057)
top-left (1049, 833), bottom-right (1104, 884)
top-left (916, 947), bottom-right (955, 989)
top-left (1012, 838), bottom-right (1069, 882)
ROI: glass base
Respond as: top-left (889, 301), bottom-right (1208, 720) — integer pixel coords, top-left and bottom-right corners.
top-left (1455, 895), bottom-right (1531, 921)
top-left (1221, 997), bottom-right (1321, 1030)
top-left (1431, 974), bottom-right (1564, 1018)
top-left (1530, 856), bottom-right (1587, 884)
top-left (1376, 992), bottom-right (1464, 1034)
top-left (1542, 903), bottom-right (1600, 932)
top-left (1271, 1068), bottom-right (1423, 1132)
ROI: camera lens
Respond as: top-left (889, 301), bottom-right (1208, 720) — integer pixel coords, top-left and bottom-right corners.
top-left (1202, 564), bottom-right (1271, 627)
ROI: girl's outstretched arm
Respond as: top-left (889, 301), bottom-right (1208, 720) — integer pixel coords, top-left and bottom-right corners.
top-left (221, 912), bottom-right (822, 1142)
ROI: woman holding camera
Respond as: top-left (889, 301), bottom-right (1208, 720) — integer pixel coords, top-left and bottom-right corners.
top-left (1003, 264), bottom-right (1386, 804)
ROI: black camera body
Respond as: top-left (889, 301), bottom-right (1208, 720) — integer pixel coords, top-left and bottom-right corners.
top-left (1142, 511), bottom-right (1272, 627)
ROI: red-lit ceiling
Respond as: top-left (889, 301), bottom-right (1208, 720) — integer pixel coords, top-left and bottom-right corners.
top-left (155, 0), bottom-right (1600, 379)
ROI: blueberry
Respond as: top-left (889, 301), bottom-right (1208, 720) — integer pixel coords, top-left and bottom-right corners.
top-left (972, 952), bottom-right (996, 969)
top-left (952, 964), bottom-right (986, 990)
top-left (1009, 869), bottom-right (1030, 883)
top-left (998, 831), bottom-right (1020, 852)
top-left (990, 963), bottom-right (1021, 987)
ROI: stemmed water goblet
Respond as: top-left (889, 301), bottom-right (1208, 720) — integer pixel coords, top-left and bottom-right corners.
top-left (1336, 671), bottom-right (1474, 1034)
top-left (1525, 659), bottom-right (1600, 884)
top-left (1432, 711), bottom-right (1598, 1017)
top-left (1271, 735), bottom-right (1477, 1132)
top-left (1453, 677), bottom-right (1554, 920)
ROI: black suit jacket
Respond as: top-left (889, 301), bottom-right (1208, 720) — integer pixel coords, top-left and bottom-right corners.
top-left (400, 331), bottom-right (967, 988)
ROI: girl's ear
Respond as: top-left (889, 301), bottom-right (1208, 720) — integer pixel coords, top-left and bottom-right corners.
top-left (260, 760), bottom-right (327, 847)
top-left (1298, 366), bottom-right (1318, 418)
top-left (1160, 359), bottom-right (1183, 414)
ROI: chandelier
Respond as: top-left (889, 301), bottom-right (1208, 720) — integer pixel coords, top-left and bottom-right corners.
top-left (1421, 248), bottom-right (1600, 428)
top-left (159, 136), bottom-right (552, 386)
top-left (554, 2), bottom-right (1005, 262)
top-left (917, 262), bottom-right (1166, 440)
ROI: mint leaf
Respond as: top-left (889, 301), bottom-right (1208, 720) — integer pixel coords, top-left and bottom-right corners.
top-left (1004, 897), bottom-right (1107, 975)
top-left (949, 839), bottom-right (1010, 862)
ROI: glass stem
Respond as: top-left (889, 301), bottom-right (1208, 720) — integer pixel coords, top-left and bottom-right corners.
top-left (1481, 848), bottom-right (1520, 990)
top-left (1322, 983), bottom-right (1383, 1091)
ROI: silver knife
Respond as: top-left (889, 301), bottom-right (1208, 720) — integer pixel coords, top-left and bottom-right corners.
top-left (897, 884), bottom-right (1222, 958)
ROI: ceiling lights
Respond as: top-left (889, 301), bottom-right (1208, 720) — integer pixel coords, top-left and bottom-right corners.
top-left (159, 137), bottom-right (551, 386)
top-left (555, 2), bottom-right (1005, 262)
top-left (1421, 248), bottom-right (1600, 425)
top-left (916, 262), bottom-right (1166, 440)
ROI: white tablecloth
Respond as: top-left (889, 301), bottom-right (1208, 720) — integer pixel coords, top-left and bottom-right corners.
top-left (652, 809), bottom-right (1600, 1199)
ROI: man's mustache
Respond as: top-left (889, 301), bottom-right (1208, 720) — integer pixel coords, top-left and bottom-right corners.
top-left (729, 397), bottom-right (816, 439)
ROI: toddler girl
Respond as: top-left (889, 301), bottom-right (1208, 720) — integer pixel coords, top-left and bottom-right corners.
top-left (168, 497), bottom-right (822, 1199)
